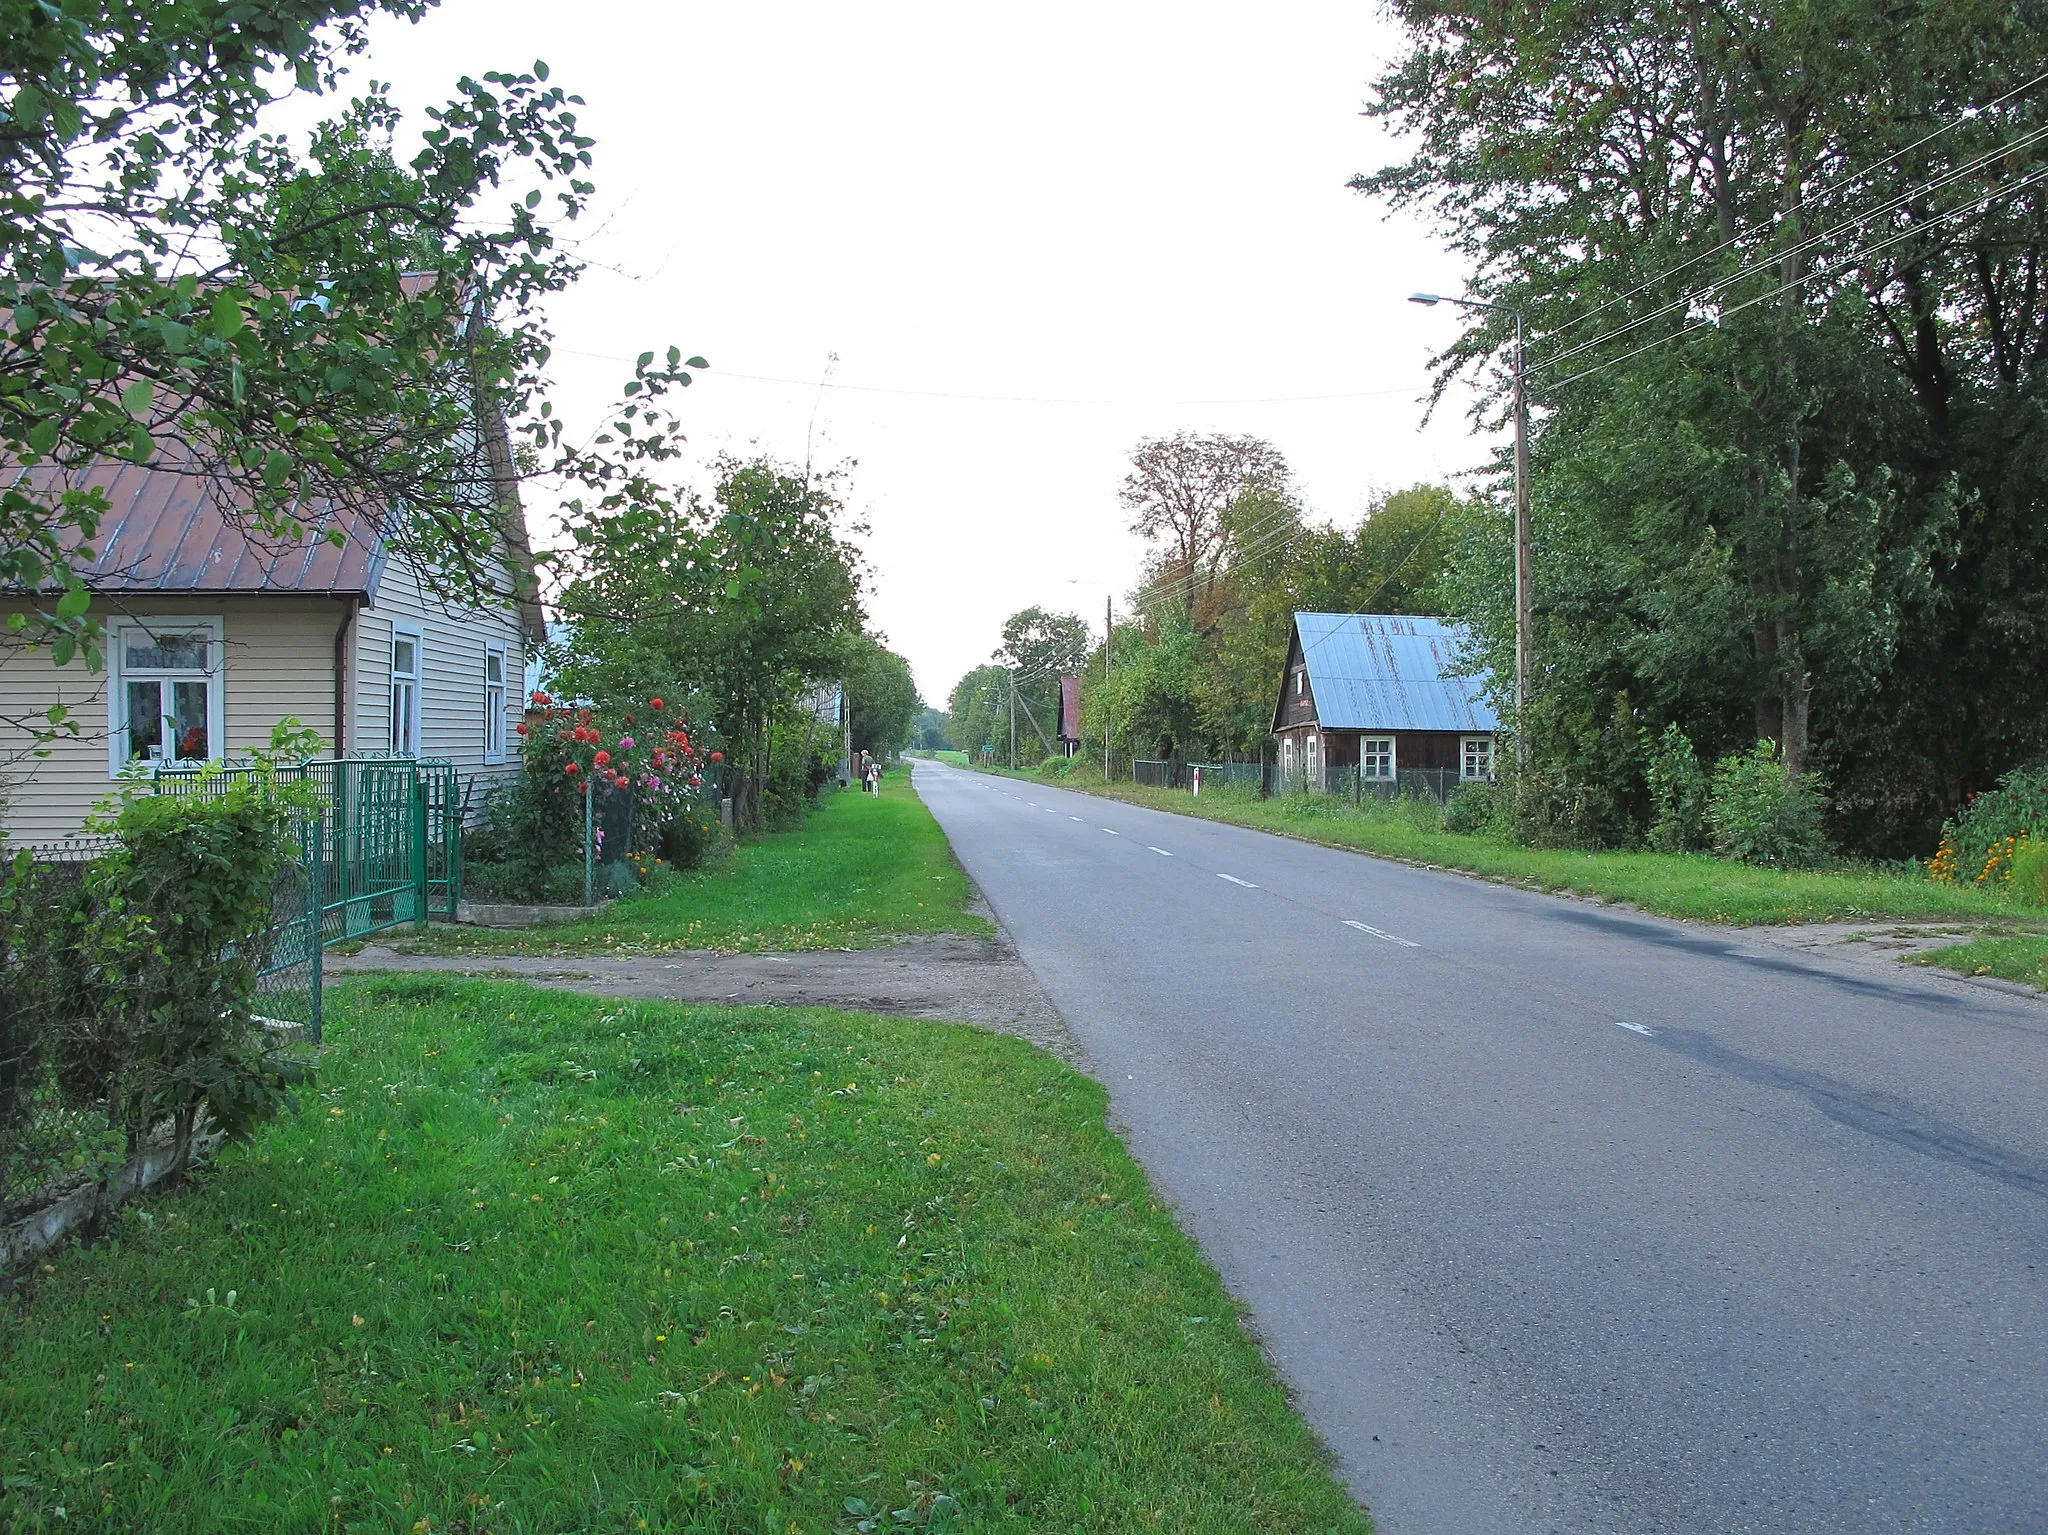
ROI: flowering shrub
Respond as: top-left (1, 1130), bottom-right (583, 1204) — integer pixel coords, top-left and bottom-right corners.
top-left (465, 692), bottom-right (717, 901)
top-left (1927, 763), bottom-right (2048, 887)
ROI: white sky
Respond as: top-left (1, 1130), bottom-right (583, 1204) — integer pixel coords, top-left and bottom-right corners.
top-left (337, 1), bottom-right (1493, 702)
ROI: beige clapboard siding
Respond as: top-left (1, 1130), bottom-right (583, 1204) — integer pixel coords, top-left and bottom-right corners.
top-left (349, 555), bottom-right (525, 804)
top-left (0, 596), bottom-right (344, 846)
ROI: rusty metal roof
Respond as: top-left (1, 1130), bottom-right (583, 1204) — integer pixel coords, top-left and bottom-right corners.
top-left (1289, 613), bottom-right (1499, 733)
top-left (11, 443), bottom-right (386, 596)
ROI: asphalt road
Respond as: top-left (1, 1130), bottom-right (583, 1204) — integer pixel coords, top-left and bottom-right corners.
top-left (911, 760), bottom-right (2048, 1535)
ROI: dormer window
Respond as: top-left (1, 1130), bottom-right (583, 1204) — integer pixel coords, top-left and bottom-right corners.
top-left (1295, 668), bottom-right (1306, 699)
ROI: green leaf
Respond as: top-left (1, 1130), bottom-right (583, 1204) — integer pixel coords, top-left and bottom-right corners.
top-left (159, 320), bottom-right (191, 354)
top-left (211, 293), bottom-right (244, 338)
top-left (526, 189), bottom-right (541, 208)
top-left (262, 450), bottom-right (292, 490)
top-left (636, 351), bottom-right (654, 370)
top-left (51, 634), bottom-right (74, 667)
top-left (686, 357), bottom-right (709, 370)
top-left (56, 585), bottom-right (89, 620)
top-left (122, 379), bottom-right (154, 416)
top-left (26, 420), bottom-right (58, 454)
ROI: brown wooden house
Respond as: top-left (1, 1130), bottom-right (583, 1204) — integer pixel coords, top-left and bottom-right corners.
top-left (1272, 613), bottom-right (1498, 791)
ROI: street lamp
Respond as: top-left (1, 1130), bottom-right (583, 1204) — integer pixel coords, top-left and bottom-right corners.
top-left (1410, 292), bottom-right (1532, 772)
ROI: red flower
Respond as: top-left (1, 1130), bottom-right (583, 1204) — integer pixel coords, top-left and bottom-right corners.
top-left (689, 774), bottom-right (702, 787)
top-left (651, 697), bottom-right (664, 710)
top-left (709, 750), bottom-right (723, 763)
top-left (515, 723), bottom-right (527, 735)
top-left (594, 749), bottom-right (611, 767)
top-left (531, 690), bottom-right (551, 706)
top-left (563, 762), bottom-right (580, 775)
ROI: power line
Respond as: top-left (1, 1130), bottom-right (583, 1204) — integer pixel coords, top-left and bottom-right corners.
top-left (1538, 118), bottom-right (2048, 376)
top-left (1549, 159), bottom-right (2048, 391)
top-left (1546, 67), bottom-right (2048, 345)
top-left (550, 348), bottom-right (1428, 409)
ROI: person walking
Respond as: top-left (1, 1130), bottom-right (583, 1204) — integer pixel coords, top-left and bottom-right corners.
top-left (864, 760), bottom-right (881, 796)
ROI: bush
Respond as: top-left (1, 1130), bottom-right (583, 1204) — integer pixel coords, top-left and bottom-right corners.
top-left (1441, 780), bottom-right (1509, 837)
top-left (1706, 741), bottom-right (1830, 867)
top-left (1643, 723), bottom-right (1709, 853)
top-left (1928, 761), bottom-right (2048, 885)
top-left (2009, 837), bottom-right (2048, 907)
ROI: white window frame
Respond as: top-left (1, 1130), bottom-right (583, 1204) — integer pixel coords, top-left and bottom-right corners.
top-left (1306, 730), bottom-right (1322, 791)
top-left (1462, 734), bottom-right (1495, 782)
top-left (482, 641), bottom-right (508, 764)
top-left (1295, 668), bottom-right (1306, 700)
top-left (389, 623), bottom-right (424, 758)
top-left (106, 616), bottom-right (225, 777)
top-left (1360, 734), bottom-right (1396, 781)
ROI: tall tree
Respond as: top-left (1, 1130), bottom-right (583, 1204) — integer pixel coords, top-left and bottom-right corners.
top-left (996, 605), bottom-right (1091, 753)
top-left (1121, 433), bottom-right (1290, 619)
top-left (554, 458), bottom-right (863, 833)
top-left (844, 638), bottom-right (920, 758)
top-left (1361, 0), bottom-right (2048, 851)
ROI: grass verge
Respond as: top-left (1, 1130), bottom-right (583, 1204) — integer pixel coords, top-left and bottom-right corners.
top-left (0, 978), bottom-right (1369, 1534)
top-left (1916, 934), bottom-right (2048, 991)
top-left (969, 765), bottom-right (2032, 928)
top-left (416, 770), bottom-right (988, 955)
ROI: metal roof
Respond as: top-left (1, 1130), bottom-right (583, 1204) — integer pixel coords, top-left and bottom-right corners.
top-left (1289, 613), bottom-right (1498, 733)
top-left (10, 444), bottom-right (386, 596)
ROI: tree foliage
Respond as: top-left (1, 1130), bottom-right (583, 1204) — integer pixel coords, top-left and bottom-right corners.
top-left (0, 0), bottom-right (707, 770)
top-left (845, 638), bottom-right (920, 758)
top-left (551, 458), bottom-right (865, 834)
top-left (1360, 0), bottom-right (2048, 854)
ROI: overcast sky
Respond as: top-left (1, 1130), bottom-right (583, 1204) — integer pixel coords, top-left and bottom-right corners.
top-left (341, 1), bottom-right (1491, 702)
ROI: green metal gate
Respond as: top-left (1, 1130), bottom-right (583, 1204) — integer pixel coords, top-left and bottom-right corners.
top-left (150, 756), bottom-right (462, 1040)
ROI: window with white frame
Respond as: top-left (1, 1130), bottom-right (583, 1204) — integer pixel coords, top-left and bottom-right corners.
top-left (1294, 668), bottom-right (1306, 700)
top-left (108, 618), bottom-right (224, 774)
top-left (1361, 735), bottom-right (1395, 780)
top-left (390, 626), bottom-right (423, 756)
top-left (483, 643), bottom-right (507, 763)
top-left (1462, 734), bottom-right (1495, 781)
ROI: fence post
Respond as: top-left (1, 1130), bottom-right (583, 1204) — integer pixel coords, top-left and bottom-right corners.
top-left (307, 812), bottom-right (325, 1043)
top-left (411, 765), bottom-right (429, 931)
top-left (583, 784), bottom-right (594, 907)
top-left (334, 761), bottom-right (351, 937)
top-left (444, 773), bottom-right (461, 920)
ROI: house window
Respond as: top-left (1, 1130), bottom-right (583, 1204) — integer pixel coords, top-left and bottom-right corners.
top-left (1306, 731), bottom-right (1321, 790)
top-left (108, 618), bottom-right (224, 774)
top-left (1463, 735), bottom-right (1495, 781)
top-left (1295, 668), bottom-right (1306, 700)
top-left (390, 626), bottom-right (423, 756)
top-left (1361, 735), bottom-right (1395, 780)
top-left (483, 643), bottom-right (507, 764)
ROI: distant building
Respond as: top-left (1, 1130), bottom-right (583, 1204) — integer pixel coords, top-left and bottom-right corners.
top-left (1272, 613), bottom-right (1497, 792)
top-left (1057, 674), bottom-right (1082, 757)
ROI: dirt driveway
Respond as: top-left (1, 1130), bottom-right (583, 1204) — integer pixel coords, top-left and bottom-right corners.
top-left (327, 927), bottom-right (1087, 1068)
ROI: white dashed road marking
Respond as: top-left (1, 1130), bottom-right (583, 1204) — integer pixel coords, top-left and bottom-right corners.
top-left (1614, 1021), bottom-right (1656, 1037)
top-left (1148, 846), bottom-right (1173, 857)
top-left (1069, 816), bottom-right (1083, 821)
top-left (1102, 828), bottom-right (1121, 836)
top-left (1216, 873), bottom-right (1257, 888)
top-left (1344, 920), bottom-right (1420, 948)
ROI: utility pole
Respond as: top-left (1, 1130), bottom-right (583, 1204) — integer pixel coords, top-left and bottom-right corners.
top-left (1103, 596), bottom-right (1113, 782)
top-left (1511, 309), bottom-right (1531, 773)
top-left (1008, 669), bottom-right (1017, 769)
top-left (1411, 290), bottom-right (1531, 771)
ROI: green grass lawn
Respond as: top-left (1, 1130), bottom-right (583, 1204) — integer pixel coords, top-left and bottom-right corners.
top-left (1917, 934), bottom-right (2048, 991)
top-left (977, 766), bottom-right (2031, 928)
top-left (0, 978), bottom-right (1370, 1534)
top-left (418, 771), bottom-right (988, 955)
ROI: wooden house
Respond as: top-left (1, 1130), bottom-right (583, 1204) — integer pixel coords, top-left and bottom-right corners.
top-left (1272, 613), bottom-right (1498, 791)
top-left (0, 451), bottom-right (542, 847)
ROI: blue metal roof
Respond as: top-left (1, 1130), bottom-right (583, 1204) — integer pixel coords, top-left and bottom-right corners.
top-left (1292, 613), bottom-right (1498, 732)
